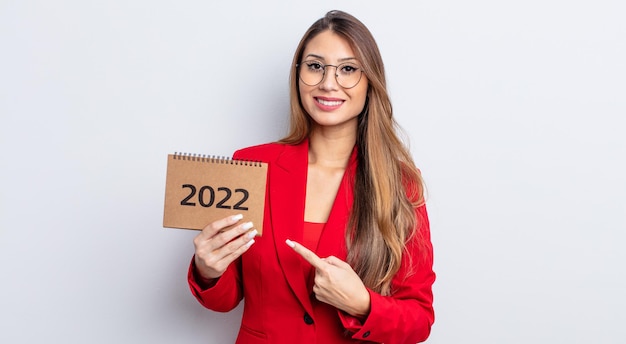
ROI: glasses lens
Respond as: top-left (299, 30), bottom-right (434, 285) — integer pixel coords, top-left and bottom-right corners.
top-left (299, 61), bottom-right (325, 86)
top-left (336, 62), bottom-right (362, 88)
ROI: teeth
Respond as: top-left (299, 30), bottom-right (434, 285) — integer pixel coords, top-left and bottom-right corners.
top-left (317, 98), bottom-right (343, 106)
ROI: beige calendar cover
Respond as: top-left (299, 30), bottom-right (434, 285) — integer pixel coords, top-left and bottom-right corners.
top-left (163, 153), bottom-right (268, 235)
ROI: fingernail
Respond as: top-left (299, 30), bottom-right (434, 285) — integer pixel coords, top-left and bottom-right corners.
top-left (232, 214), bottom-right (244, 221)
top-left (242, 222), bottom-right (253, 230)
top-left (285, 239), bottom-right (295, 248)
top-left (247, 229), bottom-right (258, 239)
top-left (246, 239), bottom-right (255, 248)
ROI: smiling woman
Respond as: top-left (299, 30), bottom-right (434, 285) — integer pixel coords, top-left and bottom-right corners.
top-left (188, 10), bottom-right (435, 344)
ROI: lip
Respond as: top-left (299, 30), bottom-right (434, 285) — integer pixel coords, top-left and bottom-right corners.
top-left (314, 96), bottom-right (344, 111)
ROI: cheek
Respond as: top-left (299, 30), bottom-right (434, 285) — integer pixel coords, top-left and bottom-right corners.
top-left (298, 85), bottom-right (315, 111)
top-left (353, 85), bottom-right (369, 108)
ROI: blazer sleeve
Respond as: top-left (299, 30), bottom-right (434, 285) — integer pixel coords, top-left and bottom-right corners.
top-left (188, 256), bottom-right (244, 312)
top-left (338, 204), bottom-right (435, 344)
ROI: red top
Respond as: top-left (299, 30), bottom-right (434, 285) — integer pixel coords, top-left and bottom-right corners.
top-left (302, 221), bottom-right (326, 285)
top-left (303, 221), bottom-right (325, 251)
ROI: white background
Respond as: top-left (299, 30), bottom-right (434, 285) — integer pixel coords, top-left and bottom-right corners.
top-left (1, 1), bottom-right (625, 343)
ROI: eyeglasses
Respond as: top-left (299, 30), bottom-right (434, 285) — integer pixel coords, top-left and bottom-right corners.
top-left (296, 60), bottom-right (364, 89)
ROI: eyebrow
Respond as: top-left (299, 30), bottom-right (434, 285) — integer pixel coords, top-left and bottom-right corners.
top-left (304, 54), bottom-right (357, 62)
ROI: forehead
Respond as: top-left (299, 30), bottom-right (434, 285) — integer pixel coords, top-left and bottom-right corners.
top-left (302, 30), bottom-right (356, 62)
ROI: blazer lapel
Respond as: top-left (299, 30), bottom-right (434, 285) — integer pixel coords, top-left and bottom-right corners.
top-left (270, 140), bottom-right (313, 314)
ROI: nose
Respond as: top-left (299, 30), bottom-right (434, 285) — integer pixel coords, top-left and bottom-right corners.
top-left (319, 65), bottom-right (339, 91)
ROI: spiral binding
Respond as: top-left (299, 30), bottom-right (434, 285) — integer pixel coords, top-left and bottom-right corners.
top-left (173, 152), bottom-right (264, 167)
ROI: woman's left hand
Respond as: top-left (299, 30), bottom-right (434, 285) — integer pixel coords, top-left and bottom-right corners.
top-left (286, 239), bottom-right (371, 319)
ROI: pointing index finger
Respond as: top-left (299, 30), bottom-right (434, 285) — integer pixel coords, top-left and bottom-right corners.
top-left (286, 239), bottom-right (325, 269)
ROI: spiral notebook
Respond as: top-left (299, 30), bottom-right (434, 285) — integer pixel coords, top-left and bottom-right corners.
top-left (163, 153), bottom-right (268, 234)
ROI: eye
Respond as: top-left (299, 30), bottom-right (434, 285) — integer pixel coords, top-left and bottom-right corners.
top-left (339, 64), bottom-right (359, 74)
top-left (304, 60), bottom-right (325, 73)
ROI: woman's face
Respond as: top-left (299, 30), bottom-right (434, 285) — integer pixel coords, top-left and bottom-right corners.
top-left (298, 30), bottom-right (369, 133)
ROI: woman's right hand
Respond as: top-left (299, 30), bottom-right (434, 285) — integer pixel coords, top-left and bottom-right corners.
top-left (193, 214), bottom-right (257, 281)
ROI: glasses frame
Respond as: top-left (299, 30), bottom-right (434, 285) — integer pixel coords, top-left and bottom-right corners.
top-left (296, 60), bottom-right (364, 89)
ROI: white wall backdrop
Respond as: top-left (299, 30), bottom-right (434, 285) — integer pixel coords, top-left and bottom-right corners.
top-left (1, 1), bottom-right (625, 343)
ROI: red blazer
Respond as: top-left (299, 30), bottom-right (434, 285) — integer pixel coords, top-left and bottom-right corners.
top-left (188, 140), bottom-right (435, 343)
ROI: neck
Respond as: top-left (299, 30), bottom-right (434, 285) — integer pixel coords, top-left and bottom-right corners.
top-left (308, 126), bottom-right (356, 169)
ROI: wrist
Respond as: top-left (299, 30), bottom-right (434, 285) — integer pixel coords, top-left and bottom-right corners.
top-left (194, 269), bottom-right (218, 288)
top-left (192, 257), bottom-right (218, 288)
top-left (350, 289), bottom-right (371, 319)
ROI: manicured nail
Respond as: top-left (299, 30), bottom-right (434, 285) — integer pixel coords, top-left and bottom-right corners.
top-left (242, 222), bottom-right (253, 230)
top-left (247, 229), bottom-right (258, 239)
top-left (285, 239), bottom-right (295, 248)
top-left (246, 239), bottom-right (255, 248)
top-left (232, 214), bottom-right (244, 221)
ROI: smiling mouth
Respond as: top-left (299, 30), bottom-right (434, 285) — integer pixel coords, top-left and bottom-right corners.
top-left (316, 98), bottom-right (344, 106)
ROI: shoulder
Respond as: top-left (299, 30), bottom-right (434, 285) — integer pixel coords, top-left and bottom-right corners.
top-left (232, 142), bottom-right (291, 162)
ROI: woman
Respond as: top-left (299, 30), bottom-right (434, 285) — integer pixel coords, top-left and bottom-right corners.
top-left (189, 10), bottom-right (435, 344)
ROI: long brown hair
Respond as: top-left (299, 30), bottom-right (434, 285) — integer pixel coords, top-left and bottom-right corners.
top-left (280, 10), bottom-right (426, 296)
